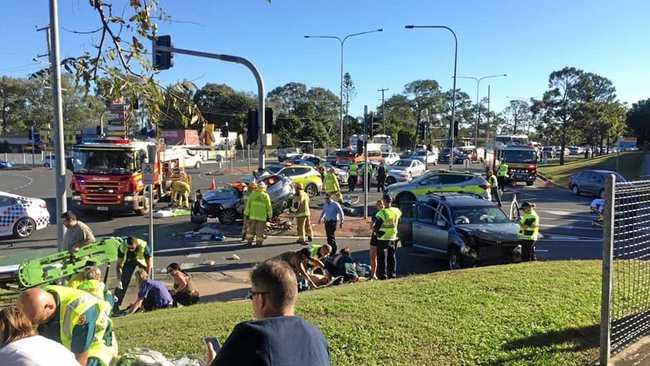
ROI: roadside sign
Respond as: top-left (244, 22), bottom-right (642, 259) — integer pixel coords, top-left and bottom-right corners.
top-left (143, 163), bottom-right (154, 185)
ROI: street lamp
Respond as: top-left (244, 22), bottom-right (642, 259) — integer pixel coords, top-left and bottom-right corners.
top-left (405, 24), bottom-right (458, 170)
top-left (457, 74), bottom-right (507, 147)
top-left (304, 28), bottom-right (383, 149)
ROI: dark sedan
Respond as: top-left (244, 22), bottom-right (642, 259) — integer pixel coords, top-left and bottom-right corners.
top-left (438, 148), bottom-right (467, 164)
top-left (399, 193), bottom-right (527, 270)
top-left (568, 169), bottom-right (626, 197)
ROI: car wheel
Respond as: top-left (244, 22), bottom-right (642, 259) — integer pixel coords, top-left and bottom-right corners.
top-left (386, 176), bottom-right (396, 185)
top-left (13, 217), bottom-right (36, 238)
top-left (395, 192), bottom-right (416, 206)
top-left (448, 246), bottom-right (462, 270)
top-left (194, 161), bottom-right (201, 169)
top-left (571, 185), bottom-right (580, 196)
top-left (219, 208), bottom-right (238, 225)
top-left (526, 181), bottom-right (534, 186)
top-left (305, 183), bottom-right (318, 197)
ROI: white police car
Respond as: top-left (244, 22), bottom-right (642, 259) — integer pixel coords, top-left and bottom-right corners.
top-left (0, 191), bottom-right (50, 238)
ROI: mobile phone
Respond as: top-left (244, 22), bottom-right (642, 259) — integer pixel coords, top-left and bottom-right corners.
top-left (203, 336), bottom-right (221, 352)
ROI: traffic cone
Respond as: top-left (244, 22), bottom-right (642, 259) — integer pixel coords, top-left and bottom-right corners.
top-left (209, 177), bottom-right (217, 190)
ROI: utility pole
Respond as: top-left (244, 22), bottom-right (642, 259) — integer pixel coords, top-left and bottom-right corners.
top-left (484, 84), bottom-right (491, 161)
top-left (47, 0), bottom-right (67, 250)
top-left (378, 88), bottom-right (389, 134)
top-left (363, 105), bottom-right (369, 219)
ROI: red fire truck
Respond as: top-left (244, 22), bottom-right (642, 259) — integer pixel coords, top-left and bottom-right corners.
top-left (69, 138), bottom-right (181, 215)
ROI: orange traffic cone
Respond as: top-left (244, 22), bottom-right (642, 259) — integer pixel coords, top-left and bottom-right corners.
top-left (209, 177), bottom-right (217, 190)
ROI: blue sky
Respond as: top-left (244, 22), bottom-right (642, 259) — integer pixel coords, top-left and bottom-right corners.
top-left (1, 0), bottom-right (648, 115)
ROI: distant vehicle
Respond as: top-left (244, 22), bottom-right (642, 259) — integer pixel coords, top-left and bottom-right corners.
top-left (0, 160), bottom-right (15, 169)
top-left (381, 152), bottom-right (400, 165)
top-left (495, 134), bottom-right (529, 147)
top-left (438, 148), bottom-right (466, 164)
top-left (386, 170), bottom-right (489, 205)
top-left (385, 159), bottom-right (426, 185)
top-left (0, 191), bottom-right (50, 238)
top-left (273, 165), bottom-right (323, 197)
top-left (289, 160), bottom-right (348, 183)
top-left (43, 155), bottom-right (56, 168)
top-left (499, 146), bottom-right (538, 186)
top-left (568, 146), bottom-right (585, 156)
top-left (288, 154), bottom-right (325, 166)
top-left (542, 146), bottom-right (556, 159)
top-left (165, 147), bottom-right (204, 169)
top-left (335, 148), bottom-right (362, 165)
top-left (457, 145), bottom-right (482, 162)
top-left (398, 193), bottom-right (526, 270)
top-left (277, 147), bottom-right (301, 162)
top-left (568, 170), bottom-right (626, 197)
top-left (200, 175), bottom-right (295, 224)
top-left (411, 150), bottom-right (438, 165)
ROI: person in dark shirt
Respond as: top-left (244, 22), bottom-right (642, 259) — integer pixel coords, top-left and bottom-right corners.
top-left (128, 270), bottom-right (173, 313)
top-left (376, 162), bottom-right (387, 192)
top-left (206, 260), bottom-right (330, 366)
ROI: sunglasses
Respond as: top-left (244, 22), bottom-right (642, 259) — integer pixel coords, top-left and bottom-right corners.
top-left (246, 290), bottom-right (267, 300)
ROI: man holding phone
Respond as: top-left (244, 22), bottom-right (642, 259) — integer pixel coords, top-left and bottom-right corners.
top-left (205, 260), bottom-right (330, 365)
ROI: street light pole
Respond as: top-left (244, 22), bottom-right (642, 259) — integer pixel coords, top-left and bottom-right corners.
top-left (405, 25), bottom-right (458, 170)
top-left (304, 29), bottom-right (383, 149)
top-left (48, 0), bottom-right (67, 250)
top-left (457, 74), bottom-right (507, 147)
top-left (378, 88), bottom-right (389, 134)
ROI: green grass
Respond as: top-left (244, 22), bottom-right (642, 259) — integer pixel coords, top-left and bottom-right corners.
top-left (114, 261), bottom-right (602, 365)
top-left (539, 152), bottom-right (645, 187)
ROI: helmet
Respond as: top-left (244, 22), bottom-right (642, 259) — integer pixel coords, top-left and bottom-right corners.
top-left (295, 183), bottom-right (304, 190)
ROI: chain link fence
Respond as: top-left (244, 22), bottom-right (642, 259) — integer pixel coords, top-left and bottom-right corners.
top-left (601, 176), bottom-right (650, 364)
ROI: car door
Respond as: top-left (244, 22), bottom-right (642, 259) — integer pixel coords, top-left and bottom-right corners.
top-left (412, 201), bottom-right (443, 255)
top-left (413, 174), bottom-right (442, 196)
top-left (0, 195), bottom-right (18, 236)
top-left (430, 204), bottom-right (451, 254)
top-left (580, 172), bottom-right (596, 194)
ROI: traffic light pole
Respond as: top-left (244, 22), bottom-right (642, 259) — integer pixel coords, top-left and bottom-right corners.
top-left (155, 45), bottom-right (266, 170)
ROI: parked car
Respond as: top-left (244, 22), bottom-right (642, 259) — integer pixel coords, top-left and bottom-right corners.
top-left (386, 170), bottom-right (489, 205)
top-left (199, 175), bottom-right (295, 224)
top-left (411, 149), bottom-right (438, 165)
top-left (0, 191), bottom-right (50, 238)
top-left (568, 170), bottom-right (626, 197)
top-left (385, 159), bottom-right (426, 185)
top-left (438, 148), bottom-right (467, 164)
top-left (43, 155), bottom-right (55, 168)
top-left (288, 153), bottom-right (325, 166)
top-left (381, 152), bottom-right (400, 165)
top-left (0, 160), bottom-right (15, 169)
top-left (398, 193), bottom-right (525, 269)
top-left (277, 147), bottom-right (301, 162)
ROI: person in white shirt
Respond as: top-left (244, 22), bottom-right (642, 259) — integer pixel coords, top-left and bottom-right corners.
top-left (0, 306), bottom-right (79, 366)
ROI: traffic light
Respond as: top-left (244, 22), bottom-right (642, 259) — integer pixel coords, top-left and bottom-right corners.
top-left (265, 108), bottom-right (274, 134)
top-left (453, 120), bottom-right (459, 138)
top-left (28, 129), bottom-right (33, 140)
top-left (418, 122), bottom-right (425, 140)
top-left (152, 35), bottom-right (173, 70)
top-left (221, 122), bottom-right (229, 137)
top-left (356, 138), bottom-right (364, 155)
top-left (246, 109), bottom-right (258, 145)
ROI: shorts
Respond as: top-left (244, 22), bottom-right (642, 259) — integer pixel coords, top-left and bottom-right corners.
top-left (369, 235), bottom-right (378, 247)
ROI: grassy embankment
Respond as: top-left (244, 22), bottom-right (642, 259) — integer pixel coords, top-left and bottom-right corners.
top-left (539, 152), bottom-right (645, 187)
top-left (114, 261), bottom-right (602, 366)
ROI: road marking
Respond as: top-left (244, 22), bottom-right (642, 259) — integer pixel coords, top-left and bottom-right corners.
top-left (1, 172), bottom-right (34, 193)
top-left (540, 224), bottom-right (601, 231)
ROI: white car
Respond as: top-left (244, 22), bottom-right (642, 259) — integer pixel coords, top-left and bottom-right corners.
top-left (0, 191), bottom-right (50, 238)
top-left (381, 152), bottom-right (400, 165)
top-left (410, 149), bottom-right (439, 165)
top-left (183, 149), bottom-right (204, 169)
top-left (386, 159), bottom-right (426, 185)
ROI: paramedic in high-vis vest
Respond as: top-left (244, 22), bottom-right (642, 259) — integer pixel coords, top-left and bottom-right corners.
top-left (373, 196), bottom-right (402, 280)
top-left (114, 236), bottom-right (153, 310)
top-left (17, 286), bottom-right (118, 366)
top-left (518, 201), bottom-right (540, 261)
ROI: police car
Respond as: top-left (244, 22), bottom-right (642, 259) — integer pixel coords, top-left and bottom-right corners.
top-left (0, 191), bottom-right (50, 238)
top-left (386, 170), bottom-right (489, 205)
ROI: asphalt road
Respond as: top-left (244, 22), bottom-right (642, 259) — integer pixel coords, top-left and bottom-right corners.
top-left (0, 162), bottom-right (602, 279)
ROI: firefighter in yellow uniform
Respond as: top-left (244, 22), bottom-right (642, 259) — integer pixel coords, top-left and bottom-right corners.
top-left (486, 170), bottom-right (502, 207)
top-left (518, 201), bottom-right (540, 261)
top-left (323, 167), bottom-right (342, 202)
top-left (17, 286), bottom-right (118, 366)
top-left (241, 182), bottom-right (257, 240)
top-left (171, 179), bottom-right (191, 208)
top-left (373, 196), bottom-right (402, 279)
top-left (245, 182), bottom-right (273, 246)
top-left (293, 183), bottom-right (313, 244)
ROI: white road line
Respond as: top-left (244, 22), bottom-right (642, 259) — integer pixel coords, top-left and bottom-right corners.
top-left (1, 172), bottom-right (34, 193)
top-left (540, 224), bottom-right (601, 231)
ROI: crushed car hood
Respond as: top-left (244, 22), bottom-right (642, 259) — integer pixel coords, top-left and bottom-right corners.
top-left (456, 223), bottom-right (520, 242)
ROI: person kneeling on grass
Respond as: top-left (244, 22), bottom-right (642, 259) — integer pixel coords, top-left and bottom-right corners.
top-left (205, 260), bottom-right (330, 366)
top-left (274, 245), bottom-right (332, 291)
top-left (166, 263), bottom-right (200, 306)
top-left (129, 270), bottom-right (173, 313)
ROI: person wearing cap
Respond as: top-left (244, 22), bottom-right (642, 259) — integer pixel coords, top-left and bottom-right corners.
top-left (245, 182), bottom-right (272, 246)
top-left (373, 195), bottom-right (402, 279)
top-left (323, 167), bottom-right (342, 202)
top-left (292, 183), bottom-right (313, 245)
top-left (518, 201), bottom-right (540, 261)
top-left (61, 212), bottom-right (96, 252)
top-left (241, 182), bottom-right (257, 241)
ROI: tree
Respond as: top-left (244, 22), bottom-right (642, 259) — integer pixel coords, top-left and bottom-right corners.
top-left (193, 83), bottom-right (255, 133)
top-left (502, 100), bottom-right (531, 135)
top-left (627, 99), bottom-right (650, 147)
top-left (267, 82), bottom-right (309, 114)
top-left (0, 77), bottom-right (30, 135)
top-left (342, 72), bottom-right (356, 117)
